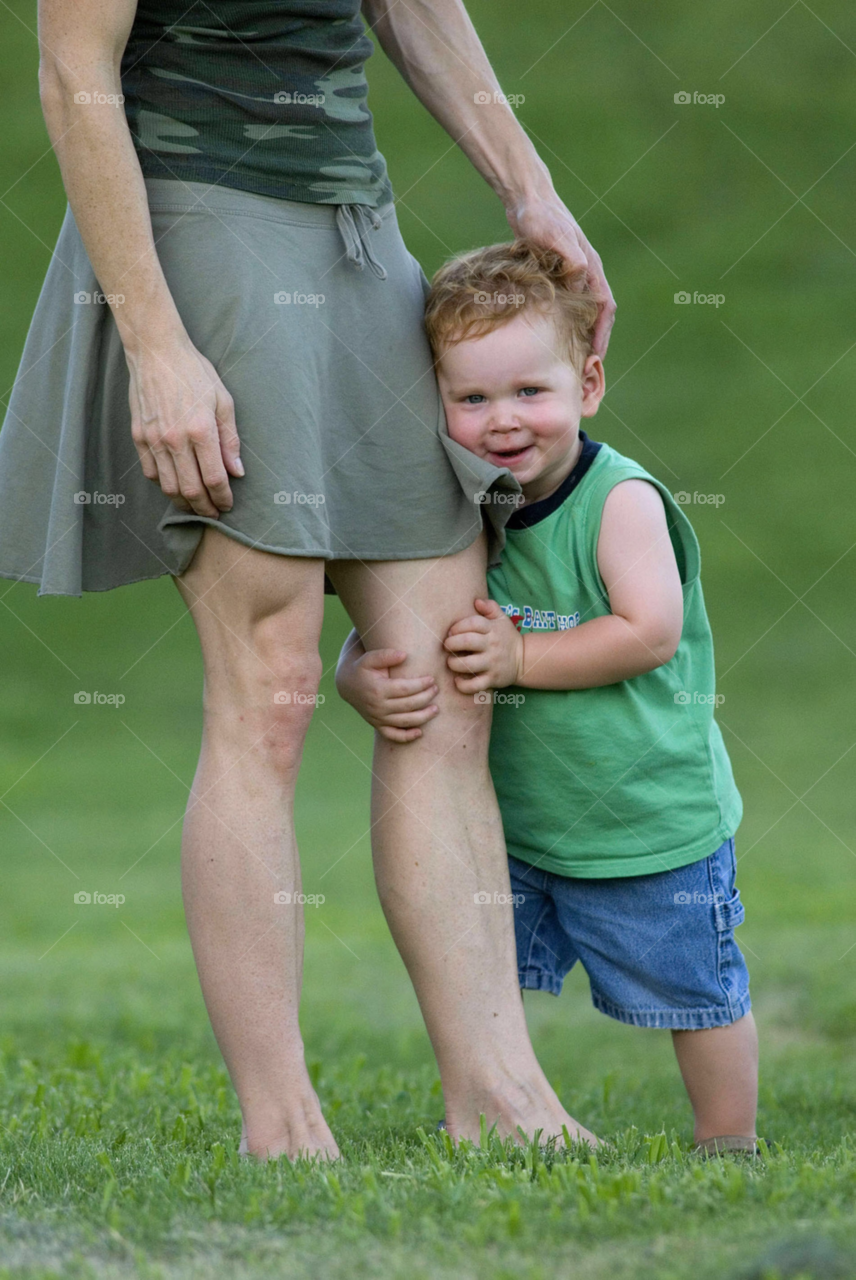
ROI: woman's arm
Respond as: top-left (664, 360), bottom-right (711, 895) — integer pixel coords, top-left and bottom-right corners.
top-left (362, 0), bottom-right (616, 356)
top-left (37, 0), bottom-right (243, 516)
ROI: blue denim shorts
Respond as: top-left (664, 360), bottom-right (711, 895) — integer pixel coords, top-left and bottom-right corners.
top-left (508, 837), bottom-right (751, 1030)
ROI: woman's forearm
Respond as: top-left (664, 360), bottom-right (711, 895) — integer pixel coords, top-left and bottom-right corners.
top-left (363, 0), bottom-right (556, 211)
top-left (38, 33), bottom-right (187, 358)
top-left (37, 3), bottom-right (243, 516)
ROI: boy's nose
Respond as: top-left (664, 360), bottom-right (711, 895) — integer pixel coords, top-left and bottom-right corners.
top-left (487, 415), bottom-right (519, 435)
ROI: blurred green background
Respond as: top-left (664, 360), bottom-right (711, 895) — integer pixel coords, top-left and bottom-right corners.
top-left (2, 1), bottom-right (856, 1275)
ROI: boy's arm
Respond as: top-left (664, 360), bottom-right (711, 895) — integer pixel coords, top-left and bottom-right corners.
top-left (444, 481), bottom-right (684, 692)
top-left (336, 629), bottom-right (439, 742)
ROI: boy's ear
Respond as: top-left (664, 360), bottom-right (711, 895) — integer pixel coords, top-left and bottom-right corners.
top-left (580, 353), bottom-right (606, 417)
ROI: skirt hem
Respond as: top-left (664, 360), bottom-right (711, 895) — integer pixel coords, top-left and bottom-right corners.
top-left (0, 518), bottom-right (484, 598)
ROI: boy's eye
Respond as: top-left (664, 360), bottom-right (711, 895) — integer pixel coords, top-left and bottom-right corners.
top-left (463, 394), bottom-right (487, 404)
top-left (519, 386), bottom-right (540, 397)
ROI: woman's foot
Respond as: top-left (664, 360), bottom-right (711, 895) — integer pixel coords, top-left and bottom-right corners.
top-left (239, 1101), bottom-right (341, 1162)
top-left (443, 1077), bottom-right (601, 1149)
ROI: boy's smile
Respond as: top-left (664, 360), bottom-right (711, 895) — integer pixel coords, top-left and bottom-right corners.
top-left (436, 309), bottom-right (605, 505)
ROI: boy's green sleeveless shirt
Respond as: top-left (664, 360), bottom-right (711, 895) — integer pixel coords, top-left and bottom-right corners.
top-left (486, 441), bottom-right (742, 879)
top-left (120, 1), bottom-right (393, 206)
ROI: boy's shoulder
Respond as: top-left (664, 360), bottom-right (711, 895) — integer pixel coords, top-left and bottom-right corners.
top-left (505, 437), bottom-right (662, 540)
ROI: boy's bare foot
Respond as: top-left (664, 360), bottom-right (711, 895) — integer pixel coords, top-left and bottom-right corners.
top-left (694, 1134), bottom-right (761, 1157)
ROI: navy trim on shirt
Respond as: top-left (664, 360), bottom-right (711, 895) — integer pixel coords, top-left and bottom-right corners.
top-left (505, 430), bottom-right (603, 530)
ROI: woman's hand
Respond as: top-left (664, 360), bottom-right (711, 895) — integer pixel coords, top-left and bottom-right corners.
top-left (507, 196), bottom-right (616, 360)
top-left (127, 338), bottom-right (244, 517)
top-left (336, 633), bottom-right (439, 743)
top-left (363, 0), bottom-right (616, 360)
top-left (443, 598), bottom-right (524, 694)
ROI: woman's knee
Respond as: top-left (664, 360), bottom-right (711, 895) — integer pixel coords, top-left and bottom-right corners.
top-left (204, 636), bottom-right (323, 777)
top-left (178, 536), bottom-right (326, 772)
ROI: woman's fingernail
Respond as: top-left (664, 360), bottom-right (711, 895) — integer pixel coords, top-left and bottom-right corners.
top-left (234, 457), bottom-right (245, 477)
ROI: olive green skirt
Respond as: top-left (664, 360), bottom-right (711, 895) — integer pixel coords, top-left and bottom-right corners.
top-left (0, 178), bottom-right (515, 596)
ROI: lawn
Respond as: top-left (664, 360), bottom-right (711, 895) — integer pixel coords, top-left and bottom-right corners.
top-left (2, 1), bottom-right (856, 1276)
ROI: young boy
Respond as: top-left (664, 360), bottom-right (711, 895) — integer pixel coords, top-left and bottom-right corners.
top-left (336, 241), bottom-right (758, 1154)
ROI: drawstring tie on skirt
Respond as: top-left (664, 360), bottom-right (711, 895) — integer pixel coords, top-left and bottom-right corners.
top-left (336, 204), bottom-right (388, 280)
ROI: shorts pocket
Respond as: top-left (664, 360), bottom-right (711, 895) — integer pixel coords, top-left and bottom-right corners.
top-left (714, 888), bottom-right (745, 932)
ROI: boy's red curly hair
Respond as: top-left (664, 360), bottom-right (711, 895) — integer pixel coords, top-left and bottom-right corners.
top-left (424, 238), bottom-right (604, 372)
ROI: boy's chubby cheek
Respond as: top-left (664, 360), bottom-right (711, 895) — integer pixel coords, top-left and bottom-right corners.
top-left (441, 406), bottom-right (483, 454)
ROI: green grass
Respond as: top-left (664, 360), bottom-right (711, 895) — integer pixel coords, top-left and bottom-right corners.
top-left (4, 1044), bottom-right (856, 1280)
top-left (3, 0), bottom-right (856, 1275)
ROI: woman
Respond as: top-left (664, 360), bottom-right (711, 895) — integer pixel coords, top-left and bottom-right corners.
top-left (0, 0), bottom-right (615, 1159)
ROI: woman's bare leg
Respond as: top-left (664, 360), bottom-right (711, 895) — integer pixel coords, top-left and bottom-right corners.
top-left (174, 527), bottom-right (337, 1160)
top-left (328, 537), bottom-right (598, 1146)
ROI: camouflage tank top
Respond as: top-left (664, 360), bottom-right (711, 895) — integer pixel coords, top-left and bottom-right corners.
top-left (120, 0), bottom-right (393, 206)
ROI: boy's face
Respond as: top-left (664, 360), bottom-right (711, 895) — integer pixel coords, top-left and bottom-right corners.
top-left (436, 308), bottom-right (605, 504)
